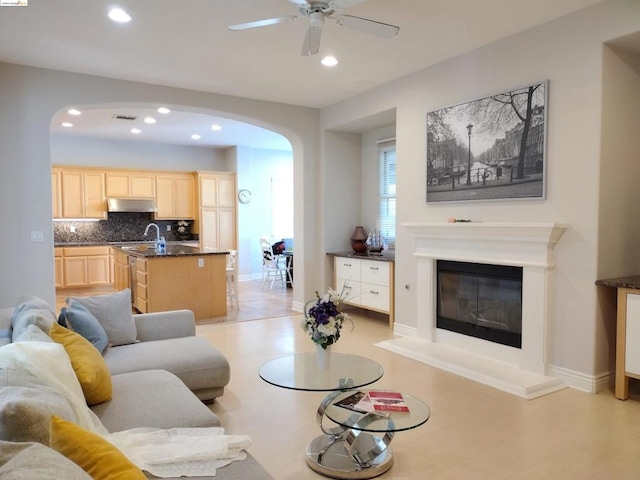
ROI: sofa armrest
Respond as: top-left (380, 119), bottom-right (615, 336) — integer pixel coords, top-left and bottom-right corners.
top-left (133, 309), bottom-right (196, 342)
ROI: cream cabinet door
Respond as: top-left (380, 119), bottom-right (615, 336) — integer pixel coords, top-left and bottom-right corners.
top-left (174, 174), bottom-right (194, 219)
top-left (131, 174), bottom-right (156, 198)
top-left (217, 207), bottom-right (236, 251)
top-left (83, 172), bottom-right (106, 219)
top-left (63, 256), bottom-right (88, 287)
top-left (86, 255), bottom-right (110, 286)
top-left (217, 175), bottom-right (236, 207)
top-left (61, 171), bottom-right (84, 218)
top-left (60, 170), bottom-right (106, 219)
top-left (52, 169), bottom-right (62, 219)
top-left (199, 208), bottom-right (219, 250)
top-left (105, 172), bottom-right (131, 197)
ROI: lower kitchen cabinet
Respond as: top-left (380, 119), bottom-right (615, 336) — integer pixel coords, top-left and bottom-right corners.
top-left (112, 247), bottom-right (130, 292)
top-left (60, 246), bottom-right (111, 289)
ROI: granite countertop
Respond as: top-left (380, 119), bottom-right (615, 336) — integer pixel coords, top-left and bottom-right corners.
top-left (327, 251), bottom-right (395, 262)
top-left (113, 244), bottom-right (227, 258)
top-left (595, 275), bottom-right (640, 289)
top-left (55, 240), bottom-right (199, 247)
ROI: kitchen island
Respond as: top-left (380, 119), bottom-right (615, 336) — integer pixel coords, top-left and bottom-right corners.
top-left (116, 244), bottom-right (228, 320)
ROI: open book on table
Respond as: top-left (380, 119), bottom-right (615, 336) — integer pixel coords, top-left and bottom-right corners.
top-left (334, 390), bottom-right (410, 415)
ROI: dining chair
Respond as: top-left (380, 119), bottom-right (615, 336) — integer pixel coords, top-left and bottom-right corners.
top-left (261, 239), bottom-right (286, 289)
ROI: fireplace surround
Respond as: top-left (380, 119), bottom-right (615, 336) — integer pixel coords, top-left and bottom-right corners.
top-left (378, 222), bottom-right (567, 399)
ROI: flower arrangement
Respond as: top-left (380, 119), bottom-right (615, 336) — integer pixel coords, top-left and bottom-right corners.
top-left (301, 286), bottom-right (353, 350)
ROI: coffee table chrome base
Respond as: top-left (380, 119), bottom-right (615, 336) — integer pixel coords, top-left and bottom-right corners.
top-left (305, 434), bottom-right (393, 479)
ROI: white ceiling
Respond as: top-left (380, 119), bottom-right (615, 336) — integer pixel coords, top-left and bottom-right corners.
top-left (0, 0), bottom-right (607, 149)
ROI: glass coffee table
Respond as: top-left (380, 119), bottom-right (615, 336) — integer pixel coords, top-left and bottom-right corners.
top-left (259, 353), bottom-right (430, 479)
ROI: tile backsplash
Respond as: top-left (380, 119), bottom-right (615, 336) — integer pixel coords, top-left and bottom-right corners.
top-left (54, 212), bottom-right (196, 245)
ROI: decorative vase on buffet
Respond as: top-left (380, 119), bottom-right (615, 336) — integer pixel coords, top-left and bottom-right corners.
top-left (301, 288), bottom-right (354, 370)
top-left (351, 225), bottom-right (368, 253)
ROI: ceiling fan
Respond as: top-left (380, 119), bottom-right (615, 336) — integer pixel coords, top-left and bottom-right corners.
top-left (227, 0), bottom-right (400, 56)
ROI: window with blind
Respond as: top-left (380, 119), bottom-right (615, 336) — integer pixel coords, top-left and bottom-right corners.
top-left (378, 139), bottom-right (396, 248)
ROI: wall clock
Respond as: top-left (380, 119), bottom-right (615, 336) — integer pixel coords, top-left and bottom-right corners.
top-left (238, 189), bottom-right (253, 204)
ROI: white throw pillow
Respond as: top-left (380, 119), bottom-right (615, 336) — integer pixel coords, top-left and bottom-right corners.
top-left (66, 289), bottom-right (136, 347)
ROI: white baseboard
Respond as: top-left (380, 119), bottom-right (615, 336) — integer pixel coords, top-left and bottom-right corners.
top-left (548, 365), bottom-right (612, 394)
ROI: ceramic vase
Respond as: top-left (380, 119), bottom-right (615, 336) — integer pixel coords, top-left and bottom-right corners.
top-left (316, 344), bottom-right (332, 370)
top-left (351, 225), bottom-right (368, 253)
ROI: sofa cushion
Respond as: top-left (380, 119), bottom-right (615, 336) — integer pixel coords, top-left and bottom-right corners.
top-left (0, 441), bottom-right (92, 479)
top-left (0, 367), bottom-right (77, 445)
top-left (50, 415), bottom-right (147, 480)
top-left (11, 295), bottom-right (56, 341)
top-left (66, 289), bottom-right (137, 347)
top-left (59, 300), bottom-right (109, 353)
top-left (91, 370), bottom-right (220, 433)
top-left (49, 323), bottom-right (113, 406)
top-left (104, 336), bottom-right (230, 395)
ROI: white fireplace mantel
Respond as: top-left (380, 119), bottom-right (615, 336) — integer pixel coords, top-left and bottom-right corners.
top-left (377, 222), bottom-right (568, 399)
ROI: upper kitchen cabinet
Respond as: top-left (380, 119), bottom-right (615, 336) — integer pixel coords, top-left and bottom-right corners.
top-left (56, 167), bottom-right (107, 219)
top-left (155, 173), bottom-right (195, 220)
top-left (52, 168), bottom-right (62, 219)
top-left (105, 170), bottom-right (156, 198)
top-left (195, 172), bottom-right (237, 250)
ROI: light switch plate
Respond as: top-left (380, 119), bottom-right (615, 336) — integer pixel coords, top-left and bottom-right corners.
top-left (30, 231), bottom-right (44, 242)
top-left (198, 258), bottom-right (204, 267)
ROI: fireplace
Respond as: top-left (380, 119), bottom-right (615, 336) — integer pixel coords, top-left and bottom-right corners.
top-left (437, 260), bottom-right (523, 349)
top-left (376, 222), bottom-right (568, 399)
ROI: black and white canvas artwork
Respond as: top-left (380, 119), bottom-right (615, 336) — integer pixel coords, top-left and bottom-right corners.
top-left (426, 81), bottom-right (547, 203)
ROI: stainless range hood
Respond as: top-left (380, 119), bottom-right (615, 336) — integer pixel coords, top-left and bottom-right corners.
top-left (107, 198), bottom-right (157, 213)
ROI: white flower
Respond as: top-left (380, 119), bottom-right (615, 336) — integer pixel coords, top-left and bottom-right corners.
top-left (317, 317), bottom-right (337, 336)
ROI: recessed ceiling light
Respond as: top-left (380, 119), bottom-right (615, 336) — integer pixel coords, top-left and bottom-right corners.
top-left (157, 107), bottom-right (171, 114)
top-left (108, 8), bottom-right (131, 23)
top-left (144, 117), bottom-right (156, 124)
top-left (191, 134), bottom-right (201, 140)
top-left (321, 56), bottom-right (338, 67)
top-left (67, 108), bottom-right (81, 116)
top-left (131, 128), bottom-right (141, 134)
top-left (61, 122), bottom-right (73, 128)
top-left (211, 124), bottom-right (222, 131)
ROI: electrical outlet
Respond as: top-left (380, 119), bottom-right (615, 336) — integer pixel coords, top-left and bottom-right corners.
top-left (166, 225), bottom-right (171, 231)
top-left (198, 258), bottom-right (204, 267)
top-left (30, 231), bottom-right (44, 242)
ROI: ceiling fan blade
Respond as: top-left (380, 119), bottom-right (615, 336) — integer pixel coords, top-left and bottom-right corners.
top-left (301, 24), bottom-right (322, 56)
top-left (332, 0), bottom-right (369, 9)
top-left (228, 16), bottom-right (297, 31)
top-left (336, 14), bottom-right (399, 38)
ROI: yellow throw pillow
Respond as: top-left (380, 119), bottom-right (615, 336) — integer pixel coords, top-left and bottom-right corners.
top-left (49, 322), bottom-right (112, 406)
top-left (49, 415), bottom-right (147, 480)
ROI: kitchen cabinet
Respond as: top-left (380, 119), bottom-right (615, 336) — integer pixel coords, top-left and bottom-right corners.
top-left (112, 247), bottom-right (130, 292)
top-left (615, 287), bottom-right (640, 400)
top-left (59, 169), bottom-right (106, 219)
top-left (52, 169), bottom-right (62, 219)
top-left (54, 247), bottom-right (64, 289)
top-left (155, 173), bottom-right (195, 219)
top-left (334, 255), bottom-right (395, 328)
top-left (61, 246), bottom-right (111, 288)
top-left (106, 171), bottom-right (156, 198)
top-left (196, 172), bottom-right (237, 250)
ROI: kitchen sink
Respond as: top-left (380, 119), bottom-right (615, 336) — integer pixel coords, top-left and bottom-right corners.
top-left (120, 245), bottom-right (156, 252)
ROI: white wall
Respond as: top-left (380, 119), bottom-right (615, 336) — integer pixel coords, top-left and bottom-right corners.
top-left (0, 63), bottom-right (318, 310)
top-left (50, 135), bottom-right (227, 171)
top-left (320, 0), bottom-right (640, 386)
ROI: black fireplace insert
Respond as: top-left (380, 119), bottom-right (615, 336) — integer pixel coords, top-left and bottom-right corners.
top-left (436, 260), bottom-right (523, 348)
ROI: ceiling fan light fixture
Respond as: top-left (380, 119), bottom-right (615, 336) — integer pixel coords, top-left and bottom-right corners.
top-left (321, 55), bottom-right (338, 66)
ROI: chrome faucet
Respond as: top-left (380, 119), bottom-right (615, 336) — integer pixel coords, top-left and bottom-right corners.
top-left (143, 223), bottom-right (162, 251)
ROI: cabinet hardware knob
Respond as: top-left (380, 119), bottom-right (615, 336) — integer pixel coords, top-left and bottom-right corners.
top-left (370, 267), bottom-right (379, 270)
top-left (370, 291), bottom-right (379, 295)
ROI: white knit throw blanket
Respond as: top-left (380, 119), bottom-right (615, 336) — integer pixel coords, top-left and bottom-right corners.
top-left (0, 341), bottom-right (252, 477)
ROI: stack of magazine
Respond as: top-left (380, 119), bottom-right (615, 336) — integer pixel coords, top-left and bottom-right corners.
top-left (333, 390), bottom-right (410, 415)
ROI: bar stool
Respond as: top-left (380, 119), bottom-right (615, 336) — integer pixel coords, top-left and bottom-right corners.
top-left (226, 250), bottom-right (239, 308)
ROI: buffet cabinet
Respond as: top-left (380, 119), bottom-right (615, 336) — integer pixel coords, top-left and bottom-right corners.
top-left (334, 255), bottom-right (395, 328)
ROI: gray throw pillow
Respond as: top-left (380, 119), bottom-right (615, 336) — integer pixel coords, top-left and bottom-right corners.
top-left (11, 296), bottom-right (56, 342)
top-left (0, 441), bottom-right (91, 479)
top-left (0, 368), bottom-right (78, 445)
top-left (60, 300), bottom-right (109, 353)
top-left (66, 289), bottom-right (137, 347)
